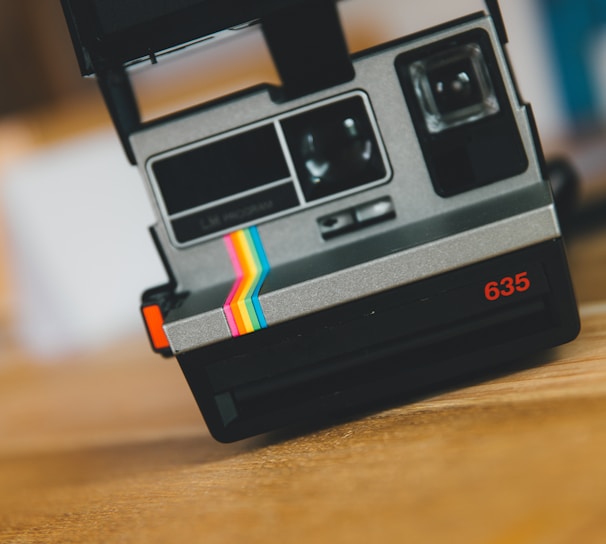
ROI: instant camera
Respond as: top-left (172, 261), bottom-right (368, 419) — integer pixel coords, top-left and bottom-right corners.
top-left (62, 0), bottom-right (580, 442)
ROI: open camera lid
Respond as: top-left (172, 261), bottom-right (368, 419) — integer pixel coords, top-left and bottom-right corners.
top-left (60, 0), bottom-right (315, 75)
top-left (60, 0), bottom-right (507, 165)
top-left (61, 0), bottom-right (357, 164)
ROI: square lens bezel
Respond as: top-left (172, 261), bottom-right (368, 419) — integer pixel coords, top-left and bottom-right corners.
top-left (395, 28), bottom-right (529, 197)
top-left (409, 42), bottom-right (500, 133)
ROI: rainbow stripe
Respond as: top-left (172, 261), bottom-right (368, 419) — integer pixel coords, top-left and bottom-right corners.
top-left (223, 226), bottom-right (270, 336)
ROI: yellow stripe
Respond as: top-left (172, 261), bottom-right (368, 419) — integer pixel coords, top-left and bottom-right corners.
top-left (232, 230), bottom-right (255, 333)
top-left (223, 227), bottom-right (269, 336)
top-left (241, 229), bottom-right (261, 331)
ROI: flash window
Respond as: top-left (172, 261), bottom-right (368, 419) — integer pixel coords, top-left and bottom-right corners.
top-left (409, 43), bottom-right (500, 133)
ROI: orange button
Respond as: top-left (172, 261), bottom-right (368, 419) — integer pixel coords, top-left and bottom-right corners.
top-left (142, 304), bottom-right (170, 351)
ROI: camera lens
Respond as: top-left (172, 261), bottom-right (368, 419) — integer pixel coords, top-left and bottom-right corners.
top-left (300, 116), bottom-right (371, 187)
top-left (409, 43), bottom-right (499, 133)
top-left (281, 96), bottom-right (387, 202)
top-left (428, 57), bottom-right (483, 114)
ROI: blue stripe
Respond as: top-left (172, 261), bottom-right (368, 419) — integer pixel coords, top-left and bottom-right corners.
top-left (249, 226), bottom-right (269, 328)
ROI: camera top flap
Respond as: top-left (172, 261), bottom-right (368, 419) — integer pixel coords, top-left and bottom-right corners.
top-left (60, 0), bottom-right (306, 75)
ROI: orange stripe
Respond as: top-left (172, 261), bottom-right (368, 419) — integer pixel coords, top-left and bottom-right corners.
top-left (240, 229), bottom-right (261, 331)
top-left (223, 234), bottom-right (243, 336)
top-left (227, 232), bottom-right (248, 335)
top-left (223, 227), bottom-right (270, 337)
top-left (232, 230), bottom-right (255, 333)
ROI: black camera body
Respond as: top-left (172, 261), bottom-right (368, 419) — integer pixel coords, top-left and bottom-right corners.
top-left (62, 0), bottom-right (579, 442)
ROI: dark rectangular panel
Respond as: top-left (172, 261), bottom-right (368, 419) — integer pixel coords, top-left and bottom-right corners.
top-left (171, 182), bottom-right (299, 242)
top-left (153, 124), bottom-right (290, 215)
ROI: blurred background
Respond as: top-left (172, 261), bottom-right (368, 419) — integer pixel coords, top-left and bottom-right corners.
top-left (1, 0), bottom-right (605, 360)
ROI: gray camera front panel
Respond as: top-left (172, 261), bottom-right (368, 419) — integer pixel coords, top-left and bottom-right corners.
top-left (261, 205), bottom-right (560, 324)
top-left (144, 90), bottom-right (392, 249)
top-left (130, 13), bottom-right (559, 354)
top-left (131, 15), bottom-right (547, 297)
top-left (165, 202), bottom-right (561, 354)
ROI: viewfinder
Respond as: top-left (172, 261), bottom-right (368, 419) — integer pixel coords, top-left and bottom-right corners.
top-left (409, 43), bottom-right (499, 133)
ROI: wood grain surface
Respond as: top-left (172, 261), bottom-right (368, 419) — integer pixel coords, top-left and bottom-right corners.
top-left (2, 11), bottom-right (606, 540)
top-left (1, 220), bottom-right (606, 543)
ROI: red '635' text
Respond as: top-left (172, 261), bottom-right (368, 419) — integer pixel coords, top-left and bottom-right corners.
top-left (484, 272), bottom-right (530, 301)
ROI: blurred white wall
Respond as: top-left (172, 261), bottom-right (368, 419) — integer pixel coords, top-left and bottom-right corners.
top-left (1, 132), bottom-right (166, 358)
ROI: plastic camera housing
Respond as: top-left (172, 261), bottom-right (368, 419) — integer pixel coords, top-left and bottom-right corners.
top-left (61, 1), bottom-right (580, 442)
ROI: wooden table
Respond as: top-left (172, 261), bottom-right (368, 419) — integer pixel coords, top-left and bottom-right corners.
top-left (1, 87), bottom-right (606, 541)
top-left (0, 222), bottom-right (605, 544)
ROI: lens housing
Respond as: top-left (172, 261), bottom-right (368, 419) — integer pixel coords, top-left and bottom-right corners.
top-left (281, 96), bottom-right (387, 201)
top-left (409, 43), bottom-right (499, 133)
top-left (395, 30), bottom-right (528, 197)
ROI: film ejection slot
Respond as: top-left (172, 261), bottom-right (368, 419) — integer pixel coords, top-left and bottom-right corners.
top-left (318, 197), bottom-right (395, 239)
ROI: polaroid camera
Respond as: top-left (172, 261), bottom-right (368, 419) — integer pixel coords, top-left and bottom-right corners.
top-left (62, 0), bottom-right (580, 442)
